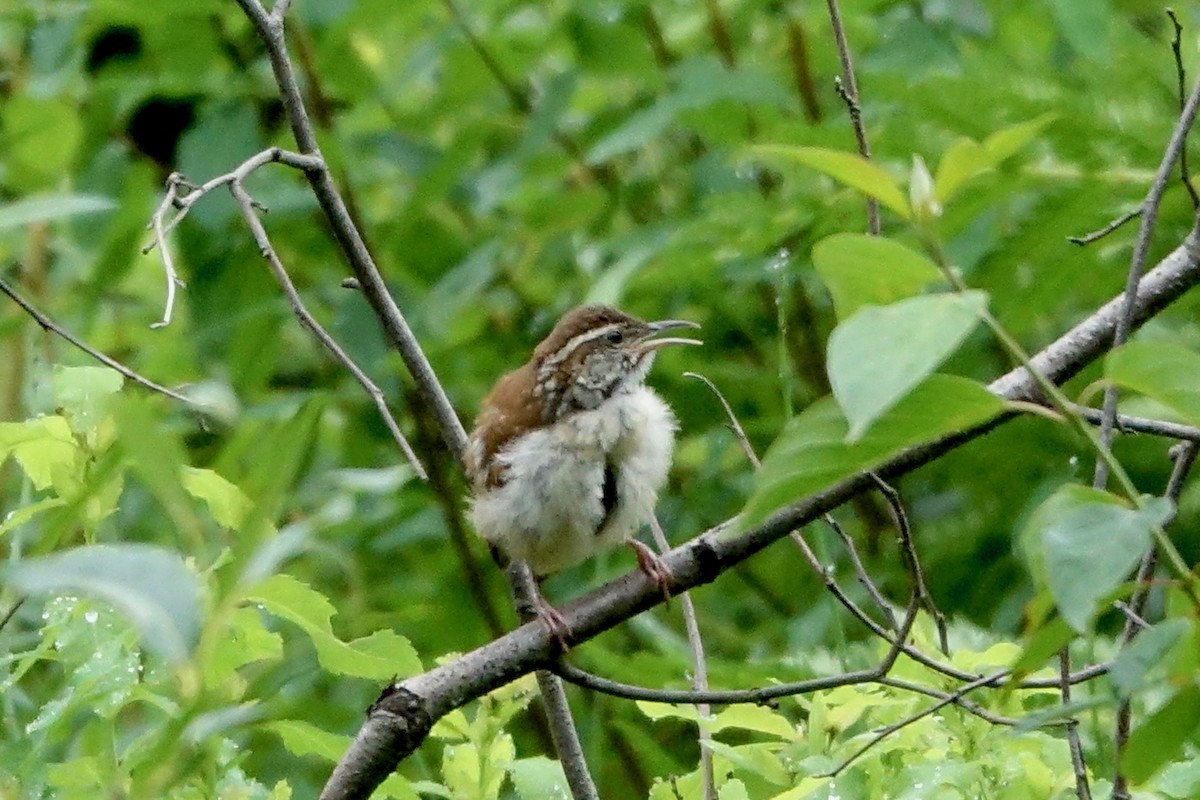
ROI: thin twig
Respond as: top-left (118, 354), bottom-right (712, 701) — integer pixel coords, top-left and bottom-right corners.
top-left (0, 275), bottom-right (198, 407)
top-left (687, 371), bottom-right (896, 631)
top-left (870, 474), bottom-right (947, 654)
top-left (0, 597), bottom-right (25, 634)
top-left (1113, 439), bottom-right (1197, 798)
top-left (825, 515), bottom-right (896, 631)
top-left (1167, 9), bottom-right (1200, 209)
top-left (1069, 403), bottom-right (1200, 441)
top-left (1059, 648), bottom-right (1093, 800)
top-left (651, 516), bottom-right (715, 800)
top-left (555, 598), bottom-right (920, 706)
top-left (147, 178), bottom-right (184, 328)
top-left (823, 670), bottom-right (1009, 778)
top-left (876, 677), bottom-right (1021, 727)
top-left (228, 179), bottom-right (428, 480)
top-left (683, 372), bottom-right (759, 468)
top-left (824, 0), bottom-right (879, 234)
top-left (508, 563), bottom-right (600, 800)
top-left (1067, 208), bottom-right (1143, 246)
top-left (1094, 71), bottom-right (1200, 487)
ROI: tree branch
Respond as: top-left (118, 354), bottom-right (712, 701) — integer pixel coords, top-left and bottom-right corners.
top-left (319, 225), bottom-right (1200, 800)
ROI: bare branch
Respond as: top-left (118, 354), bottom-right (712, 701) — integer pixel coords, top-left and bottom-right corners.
top-left (0, 274), bottom-right (200, 408)
top-left (825, 515), bottom-right (897, 631)
top-left (1167, 9), bottom-right (1200, 209)
top-left (1113, 439), bottom-right (1197, 798)
top-left (1094, 71), bottom-right (1200, 487)
top-left (824, 0), bottom-right (879, 234)
top-left (871, 474), bottom-right (947, 654)
top-left (555, 598), bottom-right (919, 706)
top-left (227, 179), bottom-right (428, 480)
top-left (1059, 648), bottom-right (1093, 800)
top-left (1068, 207), bottom-right (1143, 246)
top-left (651, 515), bottom-right (715, 800)
top-left (824, 670), bottom-right (1008, 778)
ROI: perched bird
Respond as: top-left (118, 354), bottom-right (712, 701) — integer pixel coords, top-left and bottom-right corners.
top-left (466, 305), bottom-right (701, 640)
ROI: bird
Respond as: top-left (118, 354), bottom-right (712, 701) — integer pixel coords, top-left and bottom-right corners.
top-left (465, 304), bottom-right (701, 643)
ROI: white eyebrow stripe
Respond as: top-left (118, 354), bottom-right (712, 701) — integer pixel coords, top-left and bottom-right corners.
top-left (542, 323), bottom-right (622, 369)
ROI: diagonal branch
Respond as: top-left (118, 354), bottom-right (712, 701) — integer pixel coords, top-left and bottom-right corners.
top-left (319, 226), bottom-right (1200, 800)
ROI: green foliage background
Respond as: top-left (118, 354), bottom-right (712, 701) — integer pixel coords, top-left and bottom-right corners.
top-left (4, 0), bottom-right (1200, 798)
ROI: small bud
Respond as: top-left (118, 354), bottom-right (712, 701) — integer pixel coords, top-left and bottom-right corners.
top-left (909, 154), bottom-right (942, 226)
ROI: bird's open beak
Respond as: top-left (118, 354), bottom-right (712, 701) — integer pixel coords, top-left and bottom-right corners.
top-left (638, 319), bottom-right (703, 353)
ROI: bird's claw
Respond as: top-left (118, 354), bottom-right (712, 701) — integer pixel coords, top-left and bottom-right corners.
top-left (628, 539), bottom-right (674, 605)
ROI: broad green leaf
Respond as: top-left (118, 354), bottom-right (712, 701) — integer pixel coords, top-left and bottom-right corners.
top-left (208, 606), bottom-right (284, 686)
top-left (720, 779), bottom-right (751, 800)
top-left (740, 375), bottom-right (1004, 528)
top-left (703, 741), bottom-right (789, 786)
top-left (1109, 619), bottom-right (1192, 698)
top-left (246, 574), bottom-right (421, 679)
top-left (0, 194), bottom-right (116, 230)
top-left (2, 96), bottom-right (82, 191)
top-left (0, 497), bottom-right (67, 539)
top-left (1, 544), bottom-right (203, 663)
top-left (181, 467), bottom-right (251, 530)
top-left (1106, 341), bottom-right (1200, 427)
top-left (710, 705), bottom-right (795, 739)
top-left (1021, 486), bottom-right (1168, 633)
top-left (749, 145), bottom-right (911, 218)
top-left (828, 291), bottom-right (988, 440)
top-left (266, 719), bottom-right (349, 761)
top-left (812, 233), bottom-right (941, 320)
top-left (981, 112), bottom-right (1058, 164)
top-left (1121, 682), bottom-right (1200, 784)
top-left (1011, 615), bottom-right (1075, 677)
top-left (509, 756), bottom-right (569, 800)
top-left (52, 366), bottom-right (123, 437)
top-left (0, 415), bottom-right (81, 492)
top-left (935, 138), bottom-right (991, 204)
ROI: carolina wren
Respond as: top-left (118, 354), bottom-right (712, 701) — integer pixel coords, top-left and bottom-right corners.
top-left (466, 305), bottom-right (701, 638)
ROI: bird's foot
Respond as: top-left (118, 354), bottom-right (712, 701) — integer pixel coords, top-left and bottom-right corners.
top-left (534, 592), bottom-right (572, 651)
top-left (628, 539), bottom-right (673, 605)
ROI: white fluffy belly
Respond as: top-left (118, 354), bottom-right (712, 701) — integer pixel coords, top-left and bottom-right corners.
top-left (471, 387), bottom-right (676, 575)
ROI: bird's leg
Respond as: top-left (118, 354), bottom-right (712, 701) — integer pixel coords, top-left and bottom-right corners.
top-left (628, 539), bottom-right (673, 604)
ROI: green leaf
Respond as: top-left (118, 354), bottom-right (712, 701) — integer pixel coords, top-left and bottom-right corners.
top-left (981, 112), bottom-right (1058, 164)
top-left (52, 366), bottom-right (123, 437)
top-left (1121, 682), bottom-right (1200, 784)
top-left (1109, 619), bottom-right (1192, 698)
top-left (0, 194), bottom-right (116, 230)
top-left (0, 416), bottom-right (81, 492)
top-left (2, 544), bottom-right (203, 663)
top-left (811, 233), bottom-right (941, 321)
top-left (740, 375), bottom-right (1004, 528)
top-left (1047, 0), bottom-right (1111, 62)
top-left (246, 574), bottom-right (421, 679)
top-left (1021, 486), bottom-right (1168, 634)
top-left (749, 145), bottom-right (911, 218)
top-left (1011, 615), bottom-right (1075, 678)
top-left (267, 719), bottom-right (350, 761)
top-left (2, 96), bottom-right (82, 192)
top-left (1106, 341), bottom-right (1200, 427)
top-left (828, 291), bottom-right (988, 440)
top-left (935, 138), bottom-right (991, 204)
top-left (181, 467), bottom-right (252, 530)
top-left (509, 756), bottom-right (569, 800)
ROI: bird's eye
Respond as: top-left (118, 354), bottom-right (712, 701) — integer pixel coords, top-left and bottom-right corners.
top-left (606, 330), bottom-right (623, 344)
